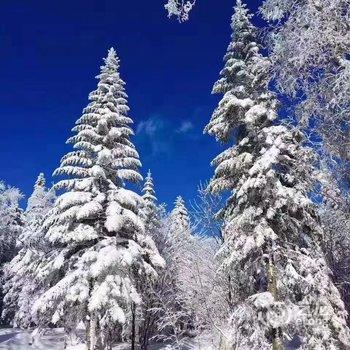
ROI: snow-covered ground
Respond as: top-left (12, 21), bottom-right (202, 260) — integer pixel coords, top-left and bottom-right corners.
top-left (0, 328), bottom-right (215, 350)
top-left (0, 328), bottom-right (67, 350)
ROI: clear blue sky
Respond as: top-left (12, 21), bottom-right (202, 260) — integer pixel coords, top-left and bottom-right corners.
top-left (0, 0), bottom-right (262, 210)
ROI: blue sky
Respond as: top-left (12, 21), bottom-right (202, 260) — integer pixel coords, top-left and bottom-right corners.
top-left (0, 0), bottom-right (261, 210)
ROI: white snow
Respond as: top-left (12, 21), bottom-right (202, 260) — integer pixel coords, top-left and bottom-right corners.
top-left (0, 329), bottom-right (211, 350)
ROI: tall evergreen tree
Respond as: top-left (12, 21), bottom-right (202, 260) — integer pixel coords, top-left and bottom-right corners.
top-left (205, 2), bottom-right (350, 349)
top-left (32, 48), bottom-right (164, 349)
top-left (2, 173), bottom-right (55, 327)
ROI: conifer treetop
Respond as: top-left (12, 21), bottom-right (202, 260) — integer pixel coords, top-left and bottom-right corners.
top-left (141, 170), bottom-right (161, 237)
top-left (142, 170), bottom-right (157, 206)
top-left (34, 173), bottom-right (46, 189)
top-left (26, 173), bottom-right (55, 216)
top-left (205, 0), bottom-right (274, 143)
top-left (170, 196), bottom-right (191, 235)
top-left (54, 46), bottom-right (142, 193)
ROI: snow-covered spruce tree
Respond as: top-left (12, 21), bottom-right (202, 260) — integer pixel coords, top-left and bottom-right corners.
top-left (20, 173), bottom-right (55, 251)
top-left (2, 173), bottom-right (55, 328)
top-left (24, 173), bottom-right (55, 230)
top-left (139, 177), bottom-right (197, 349)
top-left (141, 170), bottom-right (160, 239)
top-left (318, 171), bottom-right (350, 326)
top-left (321, 201), bottom-right (350, 328)
top-left (205, 1), bottom-right (350, 349)
top-left (169, 196), bottom-right (191, 237)
top-left (0, 182), bottom-right (23, 266)
top-left (136, 170), bottom-right (163, 350)
top-left (0, 181), bottom-right (23, 322)
top-left (32, 48), bottom-right (164, 349)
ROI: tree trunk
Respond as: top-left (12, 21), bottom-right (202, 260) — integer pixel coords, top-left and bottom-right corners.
top-left (140, 308), bottom-right (156, 350)
top-left (89, 314), bottom-right (97, 350)
top-left (131, 302), bottom-right (137, 350)
top-left (228, 274), bottom-right (233, 308)
top-left (86, 319), bottom-right (91, 350)
top-left (65, 325), bottom-right (79, 348)
top-left (267, 251), bottom-right (284, 350)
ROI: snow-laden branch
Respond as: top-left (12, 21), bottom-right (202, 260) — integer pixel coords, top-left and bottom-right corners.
top-left (164, 0), bottom-right (196, 22)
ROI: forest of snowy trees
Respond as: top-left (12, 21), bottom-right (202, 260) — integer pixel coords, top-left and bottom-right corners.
top-left (0, 0), bottom-right (349, 349)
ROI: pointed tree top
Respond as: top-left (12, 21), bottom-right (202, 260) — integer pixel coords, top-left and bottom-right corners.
top-left (143, 170), bottom-right (154, 188)
top-left (107, 47), bottom-right (117, 60)
top-left (173, 196), bottom-right (188, 217)
top-left (26, 172), bottom-right (55, 216)
top-left (173, 196), bottom-right (190, 218)
top-left (142, 170), bottom-right (157, 204)
top-left (34, 173), bottom-right (46, 189)
top-left (99, 47), bottom-right (120, 75)
top-left (231, 0), bottom-right (254, 30)
top-left (205, 0), bottom-right (260, 141)
top-left (171, 195), bottom-right (191, 235)
top-left (175, 195), bottom-right (185, 206)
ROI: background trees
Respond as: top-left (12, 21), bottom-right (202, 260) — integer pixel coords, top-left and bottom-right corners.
top-left (0, 182), bottom-right (23, 266)
top-left (260, 0), bottom-right (350, 196)
top-left (2, 173), bottom-right (55, 328)
top-left (0, 181), bottom-right (23, 323)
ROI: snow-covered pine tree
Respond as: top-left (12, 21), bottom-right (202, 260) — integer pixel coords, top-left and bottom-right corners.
top-left (205, 1), bottom-right (350, 349)
top-left (2, 173), bottom-right (55, 327)
top-left (204, 0), bottom-right (264, 143)
top-left (0, 181), bottom-right (23, 321)
top-left (141, 170), bottom-right (160, 238)
top-left (0, 182), bottom-right (23, 266)
top-left (24, 173), bottom-right (55, 232)
top-left (318, 170), bottom-right (350, 326)
top-left (169, 196), bottom-right (190, 237)
top-left (32, 48), bottom-right (164, 349)
top-left (136, 170), bottom-right (163, 349)
top-left (321, 201), bottom-right (350, 328)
